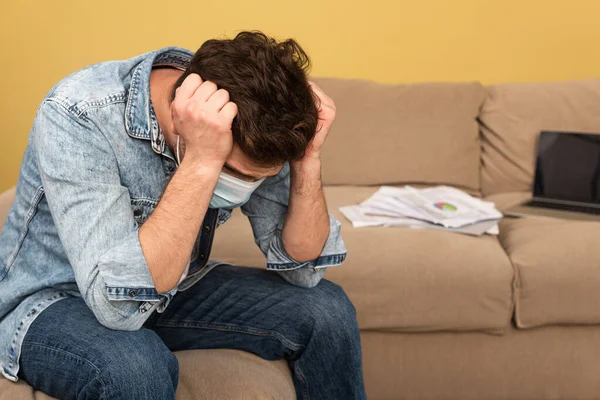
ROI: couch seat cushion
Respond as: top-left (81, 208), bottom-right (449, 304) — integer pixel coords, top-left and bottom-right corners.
top-left (495, 213), bottom-right (600, 328)
top-left (211, 186), bottom-right (514, 333)
top-left (0, 350), bottom-right (294, 400)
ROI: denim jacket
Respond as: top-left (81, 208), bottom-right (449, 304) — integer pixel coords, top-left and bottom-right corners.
top-left (0, 47), bottom-right (347, 382)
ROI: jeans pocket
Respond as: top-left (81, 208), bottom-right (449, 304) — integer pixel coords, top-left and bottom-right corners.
top-left (177, 261), bottom-right (229, 291)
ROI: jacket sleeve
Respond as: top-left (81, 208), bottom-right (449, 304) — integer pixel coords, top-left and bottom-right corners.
top-left (241, 163), bottom-right (347, 288)
top-left (32, 100), bottom-right (175, 331)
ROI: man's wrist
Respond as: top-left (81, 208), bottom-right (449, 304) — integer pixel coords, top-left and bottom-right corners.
top-left (291, 153), bottom-right (321, 173)
top-left (179, 155), bottom-right (223, 180)
top-left (290, 156), bottom-right (322, 196)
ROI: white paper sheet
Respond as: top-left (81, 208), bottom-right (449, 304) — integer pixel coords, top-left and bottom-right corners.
top-left (340, 185), bottom-right (502, 236)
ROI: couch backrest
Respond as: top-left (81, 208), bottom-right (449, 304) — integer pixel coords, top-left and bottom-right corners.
top-left (479, 79), bottom-right (600, 196)
top-left (313, 78), bottom-right (486, 192)
top-left (0, 187), bottom-right (16, 233)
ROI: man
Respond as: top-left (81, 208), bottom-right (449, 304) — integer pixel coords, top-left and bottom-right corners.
top-left (0, 31), bottom-right (366, 399)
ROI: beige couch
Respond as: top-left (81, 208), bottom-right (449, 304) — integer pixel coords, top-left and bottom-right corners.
top-left (2, 77), bottom-right (600, 399)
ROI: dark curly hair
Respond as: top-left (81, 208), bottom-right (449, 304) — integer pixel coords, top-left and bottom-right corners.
top-left (171, 31), bottom-right (318, 167)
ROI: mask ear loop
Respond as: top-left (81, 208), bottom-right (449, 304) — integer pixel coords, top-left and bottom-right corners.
top-left (176, 135), bottom-right (181, 166)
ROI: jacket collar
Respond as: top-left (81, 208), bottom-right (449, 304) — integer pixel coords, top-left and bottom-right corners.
top-left (125, 47), bottom-right (193, 154)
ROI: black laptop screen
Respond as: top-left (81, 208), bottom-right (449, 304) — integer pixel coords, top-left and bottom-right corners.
top-left (533, 131), bottom-right (600, 204)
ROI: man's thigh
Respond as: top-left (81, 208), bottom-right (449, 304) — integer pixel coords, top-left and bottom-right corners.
top-left (146, 264), bottom-right (349, 357)
top-left (19, 297), bottom-right (178, 400)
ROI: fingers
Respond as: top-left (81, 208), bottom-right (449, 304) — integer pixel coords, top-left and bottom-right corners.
top-left (206, 89), bottom-right (230, 111)
top-left (308, 80), bottom-right (334, 108)
top-left (176, 74), bottom-right (203, 100)
top-left (193, 80), bottom-right (218, 103)
top-left (220, 102), bottom-right (238, 121)
top-left (308, 80), bottom-right (325, 99)
top-left (174, 75), bottom-right (235, 124)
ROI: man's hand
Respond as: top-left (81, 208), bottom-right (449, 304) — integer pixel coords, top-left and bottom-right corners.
top-left (171, 73), bottom-right (237, 169)
top-left (297, 81), bottom-right (336, 163)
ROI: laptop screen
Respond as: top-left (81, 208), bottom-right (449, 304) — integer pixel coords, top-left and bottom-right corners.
top-left (533, 131), bottom-right (600, 204)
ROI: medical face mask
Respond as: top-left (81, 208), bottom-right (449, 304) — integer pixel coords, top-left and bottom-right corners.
top-left (209, 173), bottom-right (265, 209)
top-left (176, 136), bottom-right (265, 209)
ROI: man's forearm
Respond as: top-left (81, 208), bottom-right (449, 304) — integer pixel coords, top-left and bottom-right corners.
top-left (282, 158), bottom-right (330, 263)
top-left (139, 157), bottom-right (221, 293)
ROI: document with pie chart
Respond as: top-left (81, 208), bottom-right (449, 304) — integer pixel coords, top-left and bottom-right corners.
top-left (340, 185), bottom-right (502, 236)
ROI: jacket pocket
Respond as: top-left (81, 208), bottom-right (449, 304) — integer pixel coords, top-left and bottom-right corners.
top-left (1, 187), bottom-right (45, 282)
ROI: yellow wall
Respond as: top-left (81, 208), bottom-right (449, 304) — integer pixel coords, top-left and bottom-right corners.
top-left (1, 0), bottom-right (600, 191)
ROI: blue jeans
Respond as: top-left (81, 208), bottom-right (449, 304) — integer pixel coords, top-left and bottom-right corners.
top-left (18, 265), bottom-right (366, 399)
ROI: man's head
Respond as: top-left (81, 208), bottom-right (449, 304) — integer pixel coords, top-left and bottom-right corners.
top-left (170, 31), bottom-right (318, 180)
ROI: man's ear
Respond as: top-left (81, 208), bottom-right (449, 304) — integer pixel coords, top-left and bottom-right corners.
top-left (169, 103), bottom-right (178, 135)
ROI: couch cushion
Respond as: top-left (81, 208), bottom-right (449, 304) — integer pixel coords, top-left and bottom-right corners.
top-left (174, 350), bottom-right (294, 400)
top-left (486, 192), bottom-right (600, 328)
top-left (312, 78), bottom-right (486, 192)
top-left (211, 186), bottom-right (514, 332)
top-left (495, 214), bottom-right (600, 328)
top-left (483, 191), bottom-right (532, 212)
top-left (0, 379), bottom-right (55, 400)
top-left (479, 79), bottom-right (600, 196)
top-left (0, 350), bottom-right (294, 400)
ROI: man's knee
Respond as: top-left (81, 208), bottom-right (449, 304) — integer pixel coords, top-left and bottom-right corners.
top-left (98, 329), bottom-right (178, 399)
top-left (305, 279), bottom-right (358, 334)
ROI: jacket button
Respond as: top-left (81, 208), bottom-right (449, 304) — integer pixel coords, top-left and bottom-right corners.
top-left (30, 309), bottom-right (36, 315)
top-left (129, 290), bottom-right (137, 297)
top-left (199, 253), bottom-right (205, 259)
top-left (203, 225), bottom-right (211, 233)
top-left (133, 208), bottom-right (142, 217)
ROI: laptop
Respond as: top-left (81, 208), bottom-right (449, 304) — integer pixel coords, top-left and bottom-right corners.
top-left (504, 131), bottom-right (600, 221)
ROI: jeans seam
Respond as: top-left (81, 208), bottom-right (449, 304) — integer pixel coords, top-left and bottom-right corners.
top-left (94, 375), bottom-right (108, 400)
top-left (22, 341), bottom-right (108, 398)
top-left (154, 320), bottom-right (304, 352)
top-left (291, 360), bottom-right (310, 400)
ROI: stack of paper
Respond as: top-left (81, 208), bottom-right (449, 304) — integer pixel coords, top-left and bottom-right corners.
top-left (339, 186), bottom-right (503, 236)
